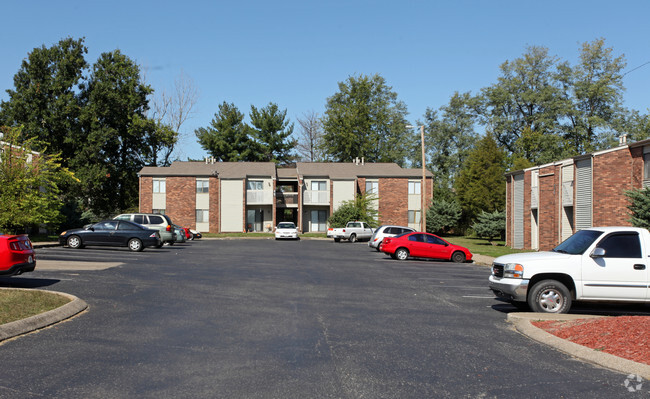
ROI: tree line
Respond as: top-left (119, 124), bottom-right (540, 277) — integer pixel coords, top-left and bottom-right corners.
top-left (1, 37), bottom-right (647, 235)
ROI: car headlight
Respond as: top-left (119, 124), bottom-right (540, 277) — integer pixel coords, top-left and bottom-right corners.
top-left (504, 263), bottom-right (524, 278)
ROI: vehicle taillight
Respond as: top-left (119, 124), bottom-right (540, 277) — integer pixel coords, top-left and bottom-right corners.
top-left (9, 240), bottom-right (20, 251)
top-left (166, 225), bottom-right (171, 232)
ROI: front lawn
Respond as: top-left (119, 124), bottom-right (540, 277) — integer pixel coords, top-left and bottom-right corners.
top-left (0, 290), bottom-right (70, 324)
top-left (442, 236), bottom-right (532, 258)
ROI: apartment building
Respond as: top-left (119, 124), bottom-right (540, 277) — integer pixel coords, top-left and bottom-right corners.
top-left (138, 160), bottom-right (433, 233)
top-left (505, 137), bottom-right (650, 250)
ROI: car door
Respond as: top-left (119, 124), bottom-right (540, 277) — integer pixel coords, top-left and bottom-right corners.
top-left (88, 221), bottom-right (118, 245)
top-left (406, 233), bottom-right (427, 257)
top-left (115, 222), bottom-right (139, 246)
top-left (581, 232), bottom-right (649, 300)
top-left (422, 234), bottom-right (451, 260)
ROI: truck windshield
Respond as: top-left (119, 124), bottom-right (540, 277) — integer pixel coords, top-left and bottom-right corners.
top-left (552, 230), bottom-right (603, 255)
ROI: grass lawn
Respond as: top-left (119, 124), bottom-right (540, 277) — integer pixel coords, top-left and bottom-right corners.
top-left (442, 235), bottom-right (533, 258)
top-left (0, 290), bottom-right (71, 324)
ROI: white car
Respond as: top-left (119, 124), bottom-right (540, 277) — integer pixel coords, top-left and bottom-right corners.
top-left (275, 222), bottom-right (299, 240)
top-left (368, 225), bottom-right (416, 251)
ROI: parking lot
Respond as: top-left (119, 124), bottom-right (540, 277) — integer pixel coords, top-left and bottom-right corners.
top-left (0, 239), bottom-right (642, 398)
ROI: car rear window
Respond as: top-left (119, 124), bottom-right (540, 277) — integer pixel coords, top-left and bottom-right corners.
top-left (148, 215), bottom-right (164, 224)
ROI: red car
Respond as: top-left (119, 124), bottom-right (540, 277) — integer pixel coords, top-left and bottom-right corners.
top-left (0, 234), bottom-right (36, 276)
top-left (380, 232), bottom-right (472, 263)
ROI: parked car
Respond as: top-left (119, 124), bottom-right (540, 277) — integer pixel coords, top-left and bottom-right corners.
top-left (114, 213), bottom-right (176, 246)
top-left (275, 222), bottom-right (299, 240)
top-left (489, 226), bottom-right (650, 313)
top-left (368, 225), bottom-right (416, 251)
top-left (0, 234), bottom-right (36, 276)
top-left (173, 225), bottom-right (186, 243)
top-left (59, 220), bottom-right (161, 252)
top-left (327, 221), bottom-right (374, 242)
top-left (380, 232), bottom-right (473, 263)
top-left (189, 229), bottom-right (202, 239)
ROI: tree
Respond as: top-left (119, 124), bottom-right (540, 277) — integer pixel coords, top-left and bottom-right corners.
top-left (426, 198), bottom-right (462, 235)
top-left (321, 74), bottom-right (415, 165)
top-left (472, 210), bottom-right (506, 242)
top-left (76, 50), bottom-right (153, 216)
top-left (148, 71), bottom-right (198, 165)
top-left (0, 37), bottom-right (88, 166)
top-left (423, 92), bottom-right (480, 189)
top-left (559, 38), bottom-right (627, 153)
top-left (625, 187), bottom-right (650, 229)
top-left (295, 111), bottom-right (325, 162)
top-left (454, 134), bottom-right (507, 226)
top-left (0, 127), bottom-right (77, 234)
top-left (327, 193), bottom-right (379, 228)
top-left (249, 102), bottom-right (296, 164)
top-left (195, 102), bottom-right (262, 162)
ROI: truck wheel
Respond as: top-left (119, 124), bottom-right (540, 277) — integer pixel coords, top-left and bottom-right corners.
top-left (451, 251), bottom-right (466, 263)
top-left (395, 248), bottom-right (409, 260)
top-left (527, 279), bottom-right (572, 313)
top-left (349, 234), bottom-right (357, 243)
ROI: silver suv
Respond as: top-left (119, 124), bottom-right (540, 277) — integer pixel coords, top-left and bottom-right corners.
top-left (368, 225), bottom-right (416, 251)
top-left (114, 213), bottom-right (176, 246)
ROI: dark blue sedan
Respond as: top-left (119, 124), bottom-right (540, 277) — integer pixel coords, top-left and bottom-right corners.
top-left (59, 220), bottom-right (161, 252)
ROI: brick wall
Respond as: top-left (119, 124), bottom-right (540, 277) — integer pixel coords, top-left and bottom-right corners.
top-left (209, 176), bottom-right (219, 233)
top-left (538, 165), bottom-right (559, 250)
top-left (166, 176), bottom-right (196, 228)
top-left (379, 178), bottom-right (409, 226)
top-left (592, 149), bottom-right (635, 227)
top-left (139, 176), bottom-right (153, 213)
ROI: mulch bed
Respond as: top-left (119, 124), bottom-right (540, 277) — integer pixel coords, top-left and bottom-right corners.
top-left (532, 316), bottom-right (650, 365)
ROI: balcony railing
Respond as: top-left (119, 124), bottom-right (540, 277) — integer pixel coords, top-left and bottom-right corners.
top-left (303, 190), bottom-right (329, 205)
top-left (276, 192), bottom-right (298, 207)
top-left (246, 190), bottom-right (273, 205)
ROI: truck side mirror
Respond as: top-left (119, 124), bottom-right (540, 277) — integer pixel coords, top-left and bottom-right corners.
top-left (590, 248), bottom-right (606, 258)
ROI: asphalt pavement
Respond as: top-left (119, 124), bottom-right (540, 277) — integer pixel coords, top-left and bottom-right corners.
top-left (0, 239), bottom-right (647, 397)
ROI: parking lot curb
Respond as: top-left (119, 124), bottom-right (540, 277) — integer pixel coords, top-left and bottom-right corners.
top-left (507, 312), bottom-right (650, 379)
top-left (0, 289), bottom-right (87, 343)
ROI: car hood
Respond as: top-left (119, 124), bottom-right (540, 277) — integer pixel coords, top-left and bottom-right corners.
top-left (494, 251), bottom-right (572, 264)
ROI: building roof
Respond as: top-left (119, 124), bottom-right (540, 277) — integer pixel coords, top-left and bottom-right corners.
top-left (139, 161), bottom-right (432, 180)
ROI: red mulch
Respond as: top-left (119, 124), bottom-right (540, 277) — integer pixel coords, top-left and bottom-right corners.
top-left (532, 316), bottom-right (650, 365)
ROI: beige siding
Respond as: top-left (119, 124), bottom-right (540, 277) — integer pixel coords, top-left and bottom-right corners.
top-left (152, 193), bottom-right (166, 210)
top-left (221, 180), bottom-right (244, 232)
top-left (332, 180), bottom-right (355, 211)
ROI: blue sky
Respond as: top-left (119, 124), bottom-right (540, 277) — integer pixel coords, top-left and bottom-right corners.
top-left (2, 0), bottom-right (650, 160)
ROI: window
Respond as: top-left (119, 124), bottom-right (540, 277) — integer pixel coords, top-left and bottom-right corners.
top-left (196, 209), bottom-right (209, 223)
top-left (152, 209), bottom-right (165, 215)
top-left (94, 221), bottom-right (118, 231)
top-left (597, 233), bottom-right (642, 258)
top-left (408, 181), bottom-right (421, 195)
top-left (425, 234), bottom-right (446, 245)
top-left (408, 210), bottom-right (421, 224)
top-left (148, 215), bottom-right (165, 224)
top-left (134, 215), bottom-right (146, 224)
top-left (408, 234), bottom-right (425, 242)
top-left (247, 180), bottom-right (263, 190)
top-left (153, 178), bottom-right (166, 193)
top-left (366, 181), bottom-right (378, 195)
top-left (196, 179), bottom-right (209, 193)
top-left (117, 222), bottom-right (136, 231)
top-left (311, 180), bottom-right (327, 191)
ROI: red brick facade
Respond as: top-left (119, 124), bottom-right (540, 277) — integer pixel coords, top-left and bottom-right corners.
top-left (506, 141), bottom-right (650, 250)
top-left (139, 176), bottom-right (153, 213)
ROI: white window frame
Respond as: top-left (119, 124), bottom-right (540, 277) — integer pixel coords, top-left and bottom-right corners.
top-left (366, 180), bottom-right (378, 195)
top-left (408, 210), bottom-right (421, 224)
top-left (408, 181), bottom-right (421, 195)
top-left (153, 178), bottom-right (166, 194)
top-left (196, 179), bottom-right (209, 194)
top-left (196, 209), bottom-right (209, 223)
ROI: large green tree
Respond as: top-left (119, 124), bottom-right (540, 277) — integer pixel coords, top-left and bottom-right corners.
top-left (454, 134), bottom-right (507, 226)
top-left (0, 127), bottom-right (77, 233)
top-left (76, 50), bottom-right (153, 216)
top-left (0, 37), bottom-right (88, 165)
top-left (195, 102), bottom-right (262, 162)
top-left (321, 74), bottom-right (414, 165)
top-left (249, 102), bottom-right (296, 163)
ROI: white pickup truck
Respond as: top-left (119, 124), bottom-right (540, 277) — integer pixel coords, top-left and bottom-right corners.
top-left (489, 226), bottom-right (650, 313)
top-left (327, 221), bottom-right (374, 243)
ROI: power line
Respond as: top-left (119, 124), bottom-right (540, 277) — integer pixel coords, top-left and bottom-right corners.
top-left (622, 61), bottom-right (650, 77)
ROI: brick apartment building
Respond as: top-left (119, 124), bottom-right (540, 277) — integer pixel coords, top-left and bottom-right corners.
top-left (505, 137), bottom-right (650, 251)
top-left (138, 160), bottom-right (433, 233)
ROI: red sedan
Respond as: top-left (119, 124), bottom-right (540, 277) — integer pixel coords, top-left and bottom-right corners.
top-left (380, 232), bottom-right (472, 263)
top-left (0, 234), bottom-right (36, 276)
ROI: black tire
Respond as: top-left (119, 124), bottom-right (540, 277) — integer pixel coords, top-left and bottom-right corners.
top-left (451, 251), bottom-right (466, 263)
top-left (390, 253), bottom-right (397, 259)
top-left (527, 279), bottom-right (572, 313)
top-left (349, 234), bottom-right (357, 243)
top-left (67, 235), bottom-right (82, 249)
top-left (128, 238), bottom-right (144, 252)
top-left (375, 243), bottom-right (381, 252)
top-left (334, 238), bottom-right (341, 243)
top-left (395, 247), bottom-right (409, 260)
top-left (156, 242), bottom-right (164, 249)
